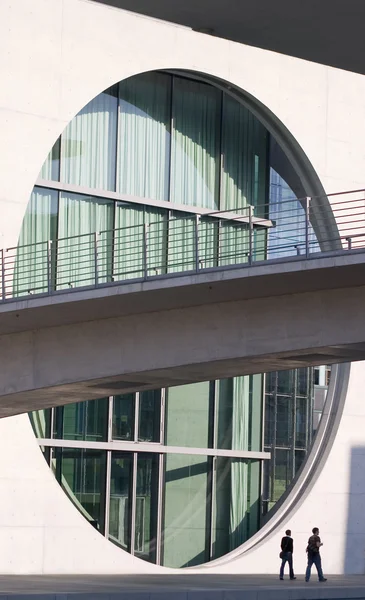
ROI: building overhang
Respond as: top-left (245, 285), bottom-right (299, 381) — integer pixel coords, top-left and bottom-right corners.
top-left (91, 0), bottom-right (365, 76)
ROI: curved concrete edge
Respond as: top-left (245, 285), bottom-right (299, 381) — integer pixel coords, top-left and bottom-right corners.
top-left (0, 413), bottom-right (170, 574)
top-left (204, 362), bottom-right (365, 574)
top-left (193, 362), bottom-right (349, 571)
top-left (0, 358), bottom-right (354, 575)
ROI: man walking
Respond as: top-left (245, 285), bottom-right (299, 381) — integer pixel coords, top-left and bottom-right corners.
top-left (305, 527), bottom-right (327, 582)
top-left (279, 529), bottom-right (296, 580)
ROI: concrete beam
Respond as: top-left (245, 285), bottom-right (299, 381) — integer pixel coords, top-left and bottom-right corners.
top-left (1, 253), bottom-right (365, 417)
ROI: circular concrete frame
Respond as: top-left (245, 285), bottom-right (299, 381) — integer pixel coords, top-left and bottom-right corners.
top-left (28, 67), bottom-right (350, 570)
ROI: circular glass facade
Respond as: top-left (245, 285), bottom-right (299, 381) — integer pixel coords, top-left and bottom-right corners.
top-left (23, 70), bottom-right (330, 567)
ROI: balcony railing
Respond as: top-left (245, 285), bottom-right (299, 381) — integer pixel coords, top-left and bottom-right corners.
top-left (1, 188), bottom-right (365, 303)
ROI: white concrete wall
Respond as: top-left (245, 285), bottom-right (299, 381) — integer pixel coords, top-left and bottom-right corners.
top-left (0, 0), bottom-right (364, 574)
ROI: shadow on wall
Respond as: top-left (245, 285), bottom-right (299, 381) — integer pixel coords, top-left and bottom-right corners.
top-left (345, 447), bottom-right (365, 574)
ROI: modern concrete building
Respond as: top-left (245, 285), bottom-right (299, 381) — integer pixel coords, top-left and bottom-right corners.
top-left (0, 0), bottom-right (365, 578)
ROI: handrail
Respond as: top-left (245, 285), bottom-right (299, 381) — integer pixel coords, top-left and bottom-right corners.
top-left (1, 188), bottom-right (365, 303)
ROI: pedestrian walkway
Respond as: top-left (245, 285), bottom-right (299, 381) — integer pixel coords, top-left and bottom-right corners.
top-left (0, 574), bottom-right (364, 599)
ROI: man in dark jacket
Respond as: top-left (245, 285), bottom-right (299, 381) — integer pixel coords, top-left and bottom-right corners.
top-left (305, 527), bottom-right (327, 582)
top-left (279, 529), bottom-right (296, 580)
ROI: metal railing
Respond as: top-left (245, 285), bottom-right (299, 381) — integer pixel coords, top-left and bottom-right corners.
top-left (2, 188), bottom-right (365, 303)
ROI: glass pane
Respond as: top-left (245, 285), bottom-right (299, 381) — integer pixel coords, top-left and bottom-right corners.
top-left (166, 382), bottom-right (211, 448)
top-left (276, 395), bottom-right (293, 447)
top-left (39, 137), bottom-right (60, 181)
top-left (295, 449), bottom-right (306, 473)
top-left (297, 367), bottom-right (309, 396)
top-left (295, 396), bottom-right (308, 448)
top-left (170, 77), bottom-right (220, 209)
top-left (54, 448), bottom-right (106, 533)
top-left (273, 448), bottom-right (291, 503)
top-left (14, 187), bottom-right (58, 297)
top-left (29, 408), bottom-right (51, 439)
top-left (216, 376), bottom-right (262, 452)
top-left (167, 212), bottom-right (195, 273)
top-left (212, 458), bottom-right (260, 559)
top-left (53, 398), bottom-right (108, 442)
top-left (221, 95), bottom-right (268, 212)
top-left (277, 369), bottom-right (294, 395)
top-left (199, 217), bottom-right (219, 269)
top-left (145, 207), bottom-right (168, 276)
top-left (113, 394), bottom-right (135, 441)
top-left (135, 453), bottom-right (158, 563)
top-left (163, 453), bottom-right (210, 567)
top-left (113, 203), bottom-right (168, 281)
top-left (219, 221), bottom-right (249, 267)
top-left (118, 72), bottom-right (171, 201)
top-left (57, 192), bottom-right (114, 289)
top-left (216, 379), bottom-right (233, 450)
top-left (109, 452), bottom-right (133, 551)
top-left (114, 202), bottom-right (144, 281)
top-left (264, 392), bottom-right (275, 447)
top-left (61, 85), bottom-right (118, 191)
top-left (138, 390), bottom-right (161, 443)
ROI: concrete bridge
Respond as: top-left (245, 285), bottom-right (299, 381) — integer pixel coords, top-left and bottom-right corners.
top-left (1, 249), bottom-right (365, 418)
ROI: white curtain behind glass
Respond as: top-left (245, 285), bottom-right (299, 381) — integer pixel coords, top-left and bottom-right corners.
top-left (114, 203), bottom-right (144, 280)
top-left (61, 89), bottom-right (117, 191)
top-left (230, 376), bottom-right (250, 549)
top-left (57, 193), bottom-right (114, 289)
top-left (15, 187), bottom-right (58, 296)
top-left (221, 96), bottom-right (255, 212)
top-left (118, 72), bottom-right (171, 201)
top-left (114, 203), bottom-right (167, 280)
top-left (171, 78), bottom-right (220, 209)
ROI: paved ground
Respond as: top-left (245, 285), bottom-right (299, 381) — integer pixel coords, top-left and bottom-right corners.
top-left (0, 574), bottom-right (364, 599)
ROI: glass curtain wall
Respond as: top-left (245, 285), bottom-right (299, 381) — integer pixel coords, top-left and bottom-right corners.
top-left (31, 364), bottom-right (327, 567)
top-left (23, 70), bottom-right (331, 568)
top-left (27, 71), bottom-right (269, 291)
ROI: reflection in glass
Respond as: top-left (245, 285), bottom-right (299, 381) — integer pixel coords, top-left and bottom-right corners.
top-left (113, 394), bottom-right (135, 441)
top-left (273, 448), bottom-right (291, 503)
top-left (135, 453), bottom-right (159, 562)
top-left (53, 398), bottom-right (108, 442)
top-left (138, 390), bottom-right (161, 443)
top-left (109, 452), bottom-right (133, 551)
top-left (166, 382), bottom-right (211, 448)
top-left (163, 453), bottom-right (210, 567)
top-left (216, 376), bottom-right (262, 452)
top-left (212, 458), bottom-right (260, 559)
top-left (54, 448), bottom-right (106, 532)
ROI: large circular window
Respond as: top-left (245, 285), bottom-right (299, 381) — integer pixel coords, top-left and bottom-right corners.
top-left (25, 70), bottom-right (331, 568)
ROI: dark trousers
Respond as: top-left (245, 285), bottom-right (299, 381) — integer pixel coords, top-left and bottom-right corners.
top-left (305, 552), bottom-right (324, 581)
top-left (280, 552), bottom-right (295, 579)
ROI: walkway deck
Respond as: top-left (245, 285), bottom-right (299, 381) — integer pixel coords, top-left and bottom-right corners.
top-left (0, 574), bottom-right (364, 599)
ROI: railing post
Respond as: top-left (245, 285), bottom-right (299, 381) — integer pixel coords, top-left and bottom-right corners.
top-left (217, 219), bottom-right (222, 267)
top-left (94, 232), bottom-right (99, 287)
top-left (195, 214), bottom-right (200, 272)
top-left (47, 240), bottom-right (53, 294)
top-left (305, 196), bottom-right (311, 258)
top-left (1, 249), bottom-right (5, 302)
top-left (142, 223), bottom-right (148, 280)
top-left (346, 237), bottom-right (352, 250)
top-left (248, 205), bottom-right (253, 265)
